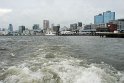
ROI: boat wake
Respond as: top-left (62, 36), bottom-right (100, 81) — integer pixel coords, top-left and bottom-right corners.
top-left (0, 45), bottom-right (124, 83)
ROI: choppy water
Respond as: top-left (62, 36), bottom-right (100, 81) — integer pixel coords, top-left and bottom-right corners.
top-left (0, 36), bottom-right (124, 83)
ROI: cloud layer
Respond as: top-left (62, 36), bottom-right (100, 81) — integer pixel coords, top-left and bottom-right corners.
top-left (0, 0), bottom-right (124, 30)
top-left (0, 8), bottom-right (12, 16)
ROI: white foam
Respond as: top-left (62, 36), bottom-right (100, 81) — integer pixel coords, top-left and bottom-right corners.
top-left (119, 72), bottom-right (124, 83)
top-left (11, 53), bottom-right (15, 56)
top-left (0, 53), bottom-right (123, 83)
top-left (75, 67), bottom-right (102, 83)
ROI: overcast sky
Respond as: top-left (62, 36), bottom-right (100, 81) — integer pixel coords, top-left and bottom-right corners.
top-left (0, 0), bottom-right (124, 30)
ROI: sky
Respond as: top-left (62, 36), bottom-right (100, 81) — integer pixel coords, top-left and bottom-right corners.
top-left (0, 0), bottom-right (124, 30)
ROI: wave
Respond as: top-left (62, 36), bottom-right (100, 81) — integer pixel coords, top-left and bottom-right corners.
top-left (0, 45), bottom-right (124, 83)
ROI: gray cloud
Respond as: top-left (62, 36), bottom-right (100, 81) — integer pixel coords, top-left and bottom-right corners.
top-left (0, 8), bottom-right (12, 16)
top-left (0, 0), bottom-right (124, 30)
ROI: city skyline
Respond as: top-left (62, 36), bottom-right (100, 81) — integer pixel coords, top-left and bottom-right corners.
top-left (0, 0), bottom-right (124, 30)
top-left (94, 11), bottom-right (115, 25)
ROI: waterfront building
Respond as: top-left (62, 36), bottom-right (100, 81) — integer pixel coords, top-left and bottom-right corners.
top-left (83, 24), bottom-right (96, 32)
top-left (117, 19), bottom-right (124, 32)
top-left (107, 23), bottom-right (117, 32)
top-left (103, 11), bottom-right (115, 23)
top-left (94, 11), bottom-right (115, 25)
top-left (52, 24), bottom-right (60, 35)
top-left (7, 24), bottom-right (14, 35)
top-left (23, 28), bottom-right (30, 36)
top-left (109, 19), bottom-right (124, 32)
top-left (96, 23), bottom-right (108, 32)
top-left (19, 26), bottom-right (25, 35)
top-left (0, 28), bottom-right (7, 35)
top-left (78, 22), bottom-right (82, 27)
top-left (94, 14), bottom-right (104, 25)
top-left (32, 24), bottom-right (43, 35)
top-left (0, 31), bottom-right (7, 35)
top-left (96, 23), bottom-right (107, 28)
top-left (33, 24), bottom-right (39, 30)
top-left (8, 24), bottom-right (13, 33)
top-left (77, 22), bottom-right (83, 30)
top-left (43, 20), bottom-right (49, 31)
top-left (70, 23), bottom-right (77, 31)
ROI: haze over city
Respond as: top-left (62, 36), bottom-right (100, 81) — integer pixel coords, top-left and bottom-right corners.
top-left (0, 0), bottom-right (124, 30)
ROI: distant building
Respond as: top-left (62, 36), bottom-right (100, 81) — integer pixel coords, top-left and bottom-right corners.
top-left (94, 14), bottom-right (104, 25)
top-left (103, 11), bottom-right (115, 23)
top-left (0, 31), bottom-right (8, 35)
top-left (107, 23), bottom-right (117, 32)
top-left (84, 25), bottom-right (91, 31)
top-left (96, 23), bottom-right (107, 28)
top-left (52, 24), bottom-right (60, 35)
top-left (110, 19), bottom-right (124, 32)
top-left (8, 24), bottom-right (13, 32)
top-left (78, 22), bottom-right (82, 27)
top-left (43, 20), bottom-right (49, 31)
top-left (23, 28), bottom-right (30, 36)
top-left (117, 19), bottom-right (124, 32)
top-left (31, 24), bottom-right (43, 35)
top-left (33, 24), bottom-right (39, 30)
top-left (8, 24), bottom-right (13, 35)
top-left (19, 26), bottom-right (25, 35)
top-left (83, 24), bottom-right (96, 32)
top-left (94, 11), bottom-right (115, 25)
top-left (77, 22), bottom-right (83, 30)
top-left (96, 23), bottom-right (108, 32)
top-left (70, 23), bottom-right (77, 31)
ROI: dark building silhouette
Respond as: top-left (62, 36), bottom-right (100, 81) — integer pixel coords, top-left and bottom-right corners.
top-left (8, 24), bottom-right (13, 32)
top-left (78, 22), bottom-right (82, 27)
top-left (19, 26), bottom-right (25, 34)
top-left (33, 24), bottom-right (39, 30)
top-left (52, 24), bottom-right (60, 35)
top-left (70, 23), bottom-right (77, 31)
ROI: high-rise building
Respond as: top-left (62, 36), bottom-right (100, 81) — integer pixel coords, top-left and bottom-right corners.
top-left (78, 22), bottom-right (82, 27)
top-left (103, 11), bottom-right (115, 23)
top-left (52, 24), bottom-right (60, 35)
top-left (19, 26), bottom-right (25, 33)
top-left (70, 23), bottom-right (77, 31)
top-left (94, 14), bottom-right (104, 25)
top-left (43, 20), bottom-right (49, 30)
top-left (94, 11), bottom-right (115, 25)
top-left (53, 24), bottom-right (60, 32)
top-left (33, 24), bottom-right (39, 30)
top-left (8, 24), bottom-right (13, 32)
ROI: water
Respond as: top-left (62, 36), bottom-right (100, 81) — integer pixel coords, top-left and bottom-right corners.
top-left (0, 36), bottom-right (124, 83)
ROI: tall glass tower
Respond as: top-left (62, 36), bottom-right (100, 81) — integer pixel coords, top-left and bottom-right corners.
top-left (94, 14), bottom-right (104, 25)
top-left (103, 11), bottom-right (115, 23)
top-left (8, 24), bottom-right (13, 32)
top-left (43, 20), bottom-right (49, 30)
top-left (94, 11), bottom-right (115, 25)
